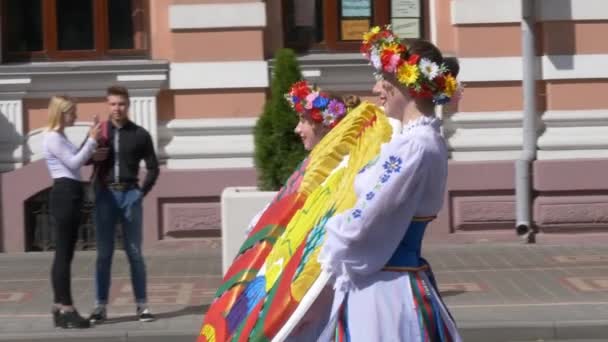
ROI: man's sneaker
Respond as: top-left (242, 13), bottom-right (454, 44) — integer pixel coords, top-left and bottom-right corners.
top-left (88, 306), bottom-right (107, 324)
top-left (137, 308), bottom-right (155, 322)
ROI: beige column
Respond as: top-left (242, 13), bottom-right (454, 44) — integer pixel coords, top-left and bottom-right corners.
top-left (131, 94), bottom-right (159, 150)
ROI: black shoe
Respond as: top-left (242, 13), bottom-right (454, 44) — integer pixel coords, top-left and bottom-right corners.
top-left (52, 307), bottom-right (61, 327)
top-left (57, 310), bottom-right (90, 329)
top-left (89, 306), bottom-right (107, 324)
top-left (137, 308), bottom-right (155, 322)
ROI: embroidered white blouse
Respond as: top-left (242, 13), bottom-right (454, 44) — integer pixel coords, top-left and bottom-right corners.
top-left (318, 115), bottom-right (448, 291)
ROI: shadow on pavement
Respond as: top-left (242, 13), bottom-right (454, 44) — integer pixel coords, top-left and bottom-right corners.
top-left (440, 290), bottom-right (466, 297)
top-left (100, 304), bottom-right (210, 325)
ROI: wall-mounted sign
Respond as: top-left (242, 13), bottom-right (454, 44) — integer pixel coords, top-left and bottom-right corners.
top-left (391, 18), bottom-right (420, 38)
top-left (391, 0), bottom-right (421, 17)
top-left (342, 0), bottom-right (372, 17)
top-left (341, 19), bottom-right (371, 40)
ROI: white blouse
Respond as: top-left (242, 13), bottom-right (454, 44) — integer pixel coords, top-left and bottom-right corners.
top-left (43, 131), bottom-right (97, 181)
top-left (318, 116), bottom-right (448, 291)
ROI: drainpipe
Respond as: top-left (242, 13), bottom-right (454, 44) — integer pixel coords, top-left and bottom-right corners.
top-left (515, 0), bottom-right (538, 243)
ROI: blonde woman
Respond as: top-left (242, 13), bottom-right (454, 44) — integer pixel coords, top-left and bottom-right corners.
top-left (42, 96), bottom-right (100, 329)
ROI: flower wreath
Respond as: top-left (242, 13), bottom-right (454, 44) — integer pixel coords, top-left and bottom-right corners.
top-left (285, 80), bottom-right (347, 128)
top-left (361, 25), bottom-right (462, 105)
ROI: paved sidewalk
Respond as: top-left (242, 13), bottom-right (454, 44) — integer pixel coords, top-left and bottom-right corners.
top-left (2, 238), bottom-right (608, 341)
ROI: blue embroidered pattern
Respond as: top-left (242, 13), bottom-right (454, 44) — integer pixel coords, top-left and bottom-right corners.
top-left (349, 155), bottom-right (403, 221)
top-left (383, 156), bottom-right (403, 173)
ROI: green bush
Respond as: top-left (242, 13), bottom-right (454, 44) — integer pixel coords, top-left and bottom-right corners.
top-left (254, 48), bottom-right (307, 191)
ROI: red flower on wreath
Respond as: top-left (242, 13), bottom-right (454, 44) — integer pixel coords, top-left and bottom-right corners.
top-left (309, 108), bottom-right (323, 122)
top-left (294, 102), bottom-right (304, 113)
top-left (290, 81), bottom-right (311, 99)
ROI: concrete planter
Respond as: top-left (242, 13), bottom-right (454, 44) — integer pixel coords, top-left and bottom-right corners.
top-left (220, 186), bottom-right (277, 273)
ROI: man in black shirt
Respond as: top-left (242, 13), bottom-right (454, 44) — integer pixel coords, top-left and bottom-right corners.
top-left (88, 86), bottom-right (159, 323)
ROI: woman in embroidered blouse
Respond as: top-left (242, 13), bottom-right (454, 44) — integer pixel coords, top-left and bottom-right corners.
top-left (314, 28), bottom-right (463, 341)
top-left (43, 96), bottom-right (100, 329)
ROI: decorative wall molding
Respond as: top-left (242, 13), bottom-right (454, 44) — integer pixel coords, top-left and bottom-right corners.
top-left (538, 110), bottom-right (608, 160)
top-left (131, 96), bottom-right (158, 150)
top-left (169, 2), bottom-right (266, 30)
top-left (540, 0), bottom-right (608, 21)
top-left (15, 117), bottom-right (259, 173)
top-left (159, 118), bottom-right (257, 169)
top-left (535, 195), bottom-right (608, 231)
top-left (0, 78), bottom-right (31, 85)
top-left (459, 55), bottom-right (608, 82)
top-left (452, 0), bottom-right (608, 25)
top-left (542, 55), bottom-right (608, 80)
top-left (170, 61), bottom-right (268, 90)
top-left (162, 202), bottom-right (221, 236)
top-left (12, 109), bottom-right (608, 172)
top-left (444, 111), bottom-right (525, 161)
top-left (0, 60), bottom-right (168, 98)
top-left (0, 99), bottom-right (24, 172)
top-left (283, 53), bottom-right (376, 92)
top-left (452, 195), bottom-right (516, 231)
top-left (446, 109), bottom-right (608, 161)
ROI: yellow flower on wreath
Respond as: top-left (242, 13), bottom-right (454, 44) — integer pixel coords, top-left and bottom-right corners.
top-left (444, 74), bottom-right (458, 97)
top-left (363, 26), bottom-right (381, 43)
top-left (397, 63), bottom-right (420, 86)
top-left (381, 42), bottom-right (404, 55)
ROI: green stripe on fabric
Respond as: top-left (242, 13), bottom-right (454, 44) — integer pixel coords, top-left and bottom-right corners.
top-left (215, 269), bottom-right (257, 297)
top-left (238, 225), bottom-right (278, 254)
top-left (409, 274), bottom-right (433, 339)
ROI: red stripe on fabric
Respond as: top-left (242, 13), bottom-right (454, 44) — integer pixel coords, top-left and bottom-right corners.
top-left (416, 275), bottom-right (433, 322)
top-left (417, 273), bottom-right (439, 340)
top-left (443, 320), bottom-right (453, 342)
top-left (337, 318), bottom-right (345, 342)
top-left (410, 274), bottom-right (430, 341)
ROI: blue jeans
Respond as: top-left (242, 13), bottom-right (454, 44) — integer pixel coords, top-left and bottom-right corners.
top-left (94, 187), bottom-right (147, 306)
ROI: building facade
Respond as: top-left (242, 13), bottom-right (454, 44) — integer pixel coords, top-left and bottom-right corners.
top-left (0, 0), bottom-right (607, 252)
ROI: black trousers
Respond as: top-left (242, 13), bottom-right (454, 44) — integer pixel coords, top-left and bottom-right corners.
top-left (49, 177), bottom-right (84, 306)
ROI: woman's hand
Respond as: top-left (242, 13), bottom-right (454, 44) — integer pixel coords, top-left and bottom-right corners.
top-left (88, 122), bottom-right (101, 140)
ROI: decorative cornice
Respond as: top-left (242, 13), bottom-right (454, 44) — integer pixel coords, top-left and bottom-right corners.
top-left (276, 53), bottom-right (376, 92)
top-left (158, 118), bottom-right (257, 169)
top-left (0, 60), bottom-right (169, 98)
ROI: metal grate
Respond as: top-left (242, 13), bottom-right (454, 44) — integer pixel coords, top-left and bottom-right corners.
top-left (25, 184), bottom-right (123, 252)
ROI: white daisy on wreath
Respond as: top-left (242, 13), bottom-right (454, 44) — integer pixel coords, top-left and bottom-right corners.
top-left (419, 58), bottom-right (440, 80)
